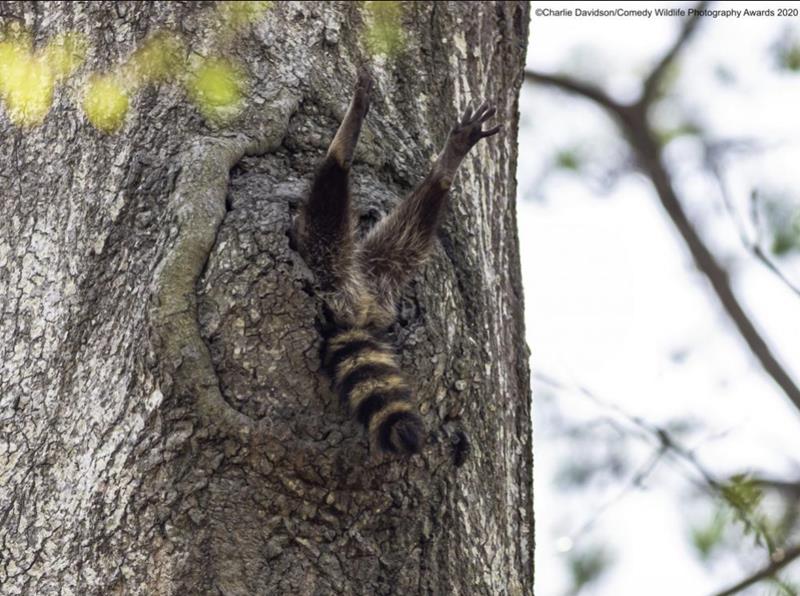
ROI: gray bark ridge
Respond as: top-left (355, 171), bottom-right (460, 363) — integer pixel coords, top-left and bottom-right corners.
top-left (1, 2), bottom-right (532, 595)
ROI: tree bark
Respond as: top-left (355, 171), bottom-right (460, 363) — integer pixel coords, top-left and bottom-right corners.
top-left (0, 2), bottom-right (532, 594)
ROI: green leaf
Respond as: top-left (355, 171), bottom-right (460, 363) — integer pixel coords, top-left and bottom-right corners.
top-left (567, 545), bottom-right (612, 592)
top-left (772, 231), bottom-right (798, 256)
top-left (721, 474), bottom-right (763, 516)
top-left (654, 122), bottom-right (702, 146)
top-left (768, 577), bottom-right (800, 596)
top-left (755, 193), bottom-right (800, 256)
top-left (690, 510), bottom-right (727, 561)
top-left (772, 28), bottom-right (800, 72)
top-left (555, 149), bottom-right (581, 171)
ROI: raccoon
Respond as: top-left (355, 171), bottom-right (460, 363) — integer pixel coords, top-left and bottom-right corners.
top-left (296, 69), bottom-right (500, 455)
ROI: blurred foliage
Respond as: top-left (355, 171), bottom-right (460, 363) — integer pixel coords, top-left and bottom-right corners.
top-left (126, 32), bottom-right (185, 84)
top-left (649, 60), bottom-right (681, 103)
top-left (363, 1), bottom-right (406, 56)
top-left (555, 149), bottom-right (581, 172)
top-left (537, 139), bottom-right (632, 198)
top-left (217, 0), bottom-right (272, 30)
top-left (0, 1), bottom-right (411, 132)
top-left (0, 1), bottom-right (270, 131)
top-left (81, 31), bottom-right (188, 132)
top-left (757, 193), bottom-right (800, 257)
top-left (654, 121), bottom-right (702, 146)
top-left (0, 22), bottom-right (85, 125)
top-left (188, 57), bottom-right (246, 122)
top-left (2, 48), bottom-right (53, 125)
top-left (691, 508), bottom-right (727, 561)
top-left (773, 235), bottom-right (797, 256)
top-left (772, 27), bottom-right (800, 72)
top-left (770, 578), bottom-right (800, 596)
top-left (211, 0), bottom-right (272, 48)
top-left (720, 474), bottom-right (777, 551)
top-left (713, 63), bottom-right (737, 86)
top-left (722, 474), bottom-right (764, 516)
top-left (43, 32), bottom-right (87, 79)
top-left (83, 75), bottom-right (129, 132)
top-left (566, 544), bottom-right (613, 595)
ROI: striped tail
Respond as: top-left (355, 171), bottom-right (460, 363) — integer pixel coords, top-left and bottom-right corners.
top-left (323, 328), bottom-right (424, 455)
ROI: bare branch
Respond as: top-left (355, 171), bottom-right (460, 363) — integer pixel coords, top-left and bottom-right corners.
top-left (754, 477), bottom-right (800, 500)
top-left (640, 1), bottom-right (709, 106)
top-left (524, 58), bottom-right (800, 417)
top-left (710, 544), bottom-right (800, 596)
top-left (523, 70), bottom-right (625, 114)
top-left (621, 114), bottom-right (800, 415)
top-left (526, 1), bottom-right (708, 114)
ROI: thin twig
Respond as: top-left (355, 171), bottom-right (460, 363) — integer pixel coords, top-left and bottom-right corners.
top-left (535, 372), bottom-right (779, 552)
top-left (710, 544), bottom-right (800, 596)
top-left (566, 445), bottom-right (668, 540)
top-left (703, 144), bottom-right (800, 298)
top-left (535, 372), bottom-right (721, 490)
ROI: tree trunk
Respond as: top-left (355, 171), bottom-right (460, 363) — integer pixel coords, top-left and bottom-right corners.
top-left (1, 2), bottom-right (532, 594)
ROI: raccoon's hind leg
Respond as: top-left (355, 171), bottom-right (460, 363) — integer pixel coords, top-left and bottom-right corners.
top-left (296, 70), bottom-right (373, 290)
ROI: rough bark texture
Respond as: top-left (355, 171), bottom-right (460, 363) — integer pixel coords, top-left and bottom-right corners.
top-left (0, 2), bottom-right (532, 594)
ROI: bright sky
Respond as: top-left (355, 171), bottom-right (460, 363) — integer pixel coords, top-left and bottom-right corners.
top-left (520, 2), bottom-right (800, 594)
